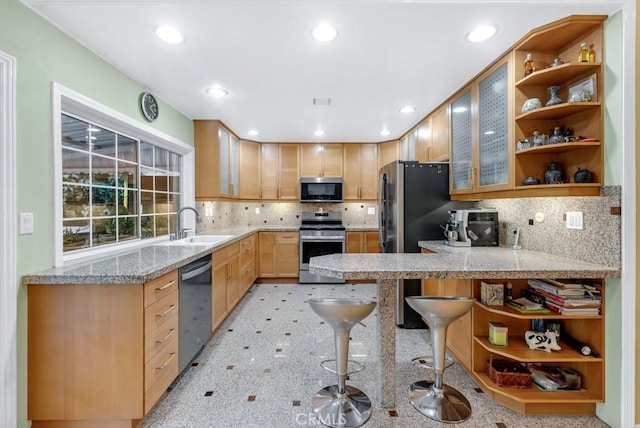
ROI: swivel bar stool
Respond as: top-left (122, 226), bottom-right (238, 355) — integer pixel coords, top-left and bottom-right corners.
top-left (405, 296), bottom-right (476, 423)
top-left (308, 298), bottom-right (377, 428)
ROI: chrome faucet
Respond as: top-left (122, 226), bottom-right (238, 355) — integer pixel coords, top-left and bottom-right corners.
top-left (173, 206), bottom-right (203, 240)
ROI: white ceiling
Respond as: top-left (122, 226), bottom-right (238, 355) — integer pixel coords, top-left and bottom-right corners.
top-left (22, 0), bottom-right (623, 143)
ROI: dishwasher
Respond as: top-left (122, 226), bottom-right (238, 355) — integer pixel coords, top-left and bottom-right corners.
top-left (179, 254), bottom-right (213, 373)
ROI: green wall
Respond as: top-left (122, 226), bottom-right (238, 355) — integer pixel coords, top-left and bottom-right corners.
top-left (0, 1), bottom-right (193, 426)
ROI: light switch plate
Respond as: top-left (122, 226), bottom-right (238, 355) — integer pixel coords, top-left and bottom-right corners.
top-left (367, 207), bottom-right (376, 215)
top-left (566, 211), bottom-right (584, 230)
top-left (255, 207), bottom-right (260, 215)
top-left (20, 212), bottom-right (34, 234)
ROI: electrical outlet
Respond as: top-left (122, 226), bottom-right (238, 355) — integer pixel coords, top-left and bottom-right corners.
top-left (367, 207), bottom-right (376, 215)
top-left (566, 211), bottom-right (584, 230)
top-left (255, 207), bottom-right (260, 215)
top-left (20, 213), bottom-right (34, 234)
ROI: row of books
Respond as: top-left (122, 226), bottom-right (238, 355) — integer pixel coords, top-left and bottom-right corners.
top-left (504, 279), bottom-right (601, 316)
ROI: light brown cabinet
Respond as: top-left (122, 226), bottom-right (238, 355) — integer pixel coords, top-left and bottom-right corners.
top-left (346, 231), bottom-right (379, 253)
top-left (27, 270), bottom-right (180, 426)
top-left (212, 243), bottom-right (240, 330)
top-left (377, 140), bottom-right (399, 170)
top-left (194, 120), bottom-right (239, 199)
top-left (343, 144), bottom-right (378, 200)
top-left (261, 143), bottom-right (300, 200)
top-left (258, 231), bottom-right (299, 278)
top-left (239, 233), bottom-right (258, 294)
top-left (416, 104), bottom-right (450, 162)
top-left (238, 140), bottom-right (261, 199)
top-left (300, 143), bottom-right (343, 177)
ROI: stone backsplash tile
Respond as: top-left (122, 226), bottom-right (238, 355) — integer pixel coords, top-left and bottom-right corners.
top-left (478, 185), bottom-right (621, 268)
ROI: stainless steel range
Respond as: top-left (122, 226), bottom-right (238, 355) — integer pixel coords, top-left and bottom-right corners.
top-left (299, 211), bottom-right (346, 284)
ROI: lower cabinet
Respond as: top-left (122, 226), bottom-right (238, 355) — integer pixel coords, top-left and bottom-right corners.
top-left (27, 269), bottom-right (179, 427)
top-left (346, 231), bottom-right (380, 253)
top-left (258, 231), bottom-right (299, 278)
top-left (239, 233), bottom-right (258, 294)
top-left (421, 274), bottom-right (606, 415)
top-left (212, 242), bottom-right (240, 331)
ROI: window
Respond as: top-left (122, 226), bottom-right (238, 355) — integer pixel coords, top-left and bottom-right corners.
top-left (61, 113), bottom-right (181, 252)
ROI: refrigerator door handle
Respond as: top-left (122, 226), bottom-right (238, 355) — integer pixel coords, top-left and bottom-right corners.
top-left (378, 172), bottom-right (387, 249)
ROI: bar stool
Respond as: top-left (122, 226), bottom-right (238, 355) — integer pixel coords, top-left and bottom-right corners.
top-left (405, 296), bottom-right (476, 423)
top-left (308, 298), bottom-right (377, 428)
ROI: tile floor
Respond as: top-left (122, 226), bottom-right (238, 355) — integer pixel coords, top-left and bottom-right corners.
top-left (141, 282), bottom-right (609, 428)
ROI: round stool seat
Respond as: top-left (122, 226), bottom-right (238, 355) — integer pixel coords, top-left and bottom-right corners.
top-left (309, 298), bottom-right (376, 428)
top-left (405, 296), bottom-right (475, 424)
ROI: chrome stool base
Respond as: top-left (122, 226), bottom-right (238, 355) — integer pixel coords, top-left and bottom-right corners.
top-left (312, 385), bottom-right (372, 428)
top-left (409, 380), bottom-right (471, 423)
top-left (411, 355), bottom-right (454, 370)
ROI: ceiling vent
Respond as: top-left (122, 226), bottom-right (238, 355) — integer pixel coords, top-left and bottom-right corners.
top-left (313, 98), bottom-right (332, 106)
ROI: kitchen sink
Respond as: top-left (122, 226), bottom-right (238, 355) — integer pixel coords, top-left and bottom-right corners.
top-left (157, 234), bottom-right (234, 246)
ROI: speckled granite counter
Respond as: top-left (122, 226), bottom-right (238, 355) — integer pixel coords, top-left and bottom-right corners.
top-left (308, 242), bottom-right (619, 410)
top-left (22, 226), bottom-right (298, 285)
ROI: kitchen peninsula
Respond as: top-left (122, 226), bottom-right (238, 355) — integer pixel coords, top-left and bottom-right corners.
top-left (308, 246), bottom-right (619, 415)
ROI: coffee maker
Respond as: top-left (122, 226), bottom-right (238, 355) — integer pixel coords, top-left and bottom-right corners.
top-left (444, 209), bottom-right (499, 247)
top-left (444, 210), bottom-right (471, 246)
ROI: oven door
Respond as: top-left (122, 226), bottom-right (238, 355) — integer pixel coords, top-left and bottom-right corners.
top-left (299, 235), bottom-right (345, 270)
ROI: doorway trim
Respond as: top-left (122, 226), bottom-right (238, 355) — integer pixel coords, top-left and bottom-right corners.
top-left (0, 50), bottom-right (17, 428)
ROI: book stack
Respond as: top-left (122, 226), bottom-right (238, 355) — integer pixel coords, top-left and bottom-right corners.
top-left (504, 296), bottom-right (550, 314)
top-left (526, 279), bottom-right (602, 316)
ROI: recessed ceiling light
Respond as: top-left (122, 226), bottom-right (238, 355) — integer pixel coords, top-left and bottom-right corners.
top-left (380, 129), bottom-right (391, 137)
top-left (154, 25), bottom-right (184, 44)
top-left (248, 130), bottom-right (259, 137)
top-left (452, 106), bottom-right (468, 113)
top-left (399, 106), bottom-right (415, 114)
top-left (314, 129), bottom-right (325, 137)
top-left (312, 22), bottom-right (338, 42)
top-left (206, 86), bottom-right (229, 98)
top-left (466, 25), bottom-right (497, 43)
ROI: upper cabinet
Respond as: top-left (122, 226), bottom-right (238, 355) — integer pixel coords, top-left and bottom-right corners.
top-left (377, 140), bottom-right (399, 171)
top-left (416, 104), bottom-right (450, 163)
top-left (300, 143), bottom-right (343, 177)
top-left (343, 143), bottom-right (378, 200)
top-left (195, 120), bottom-right (240, 199)
top-left (449, 15), bottom-right (605, 200)
top-left (261, 143), bottom-right (300, 200)
top-left (238, 140), bottom-right (261, 200)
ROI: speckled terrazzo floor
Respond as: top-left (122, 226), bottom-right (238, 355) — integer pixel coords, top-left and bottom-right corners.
top-left (140, 283), bottom-right (609, 428)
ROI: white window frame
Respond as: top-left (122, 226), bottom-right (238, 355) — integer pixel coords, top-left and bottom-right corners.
top-left (52, 83), bottom-right (194, 266)
top-left (0, 50), bottom-right (17, 428)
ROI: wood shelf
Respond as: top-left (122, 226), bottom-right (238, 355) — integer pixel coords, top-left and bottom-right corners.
top-left (514, 183), bottom-right (602, 191)
top-left (475, 336), bottom-right (602, 363)
top-left (515, 62), bottom-right (601, 88)
top-left (516, 102), bottom-right (600, 121)
top-left (515, 141), bottom-right (601, 155)
top-left (475, 302), bottom-right (602, 320)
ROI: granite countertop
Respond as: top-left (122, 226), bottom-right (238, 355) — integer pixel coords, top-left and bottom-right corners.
top-left (309, 240), bottom-right (620, 281)
top-left (23, 226), bottom-right (296, 285)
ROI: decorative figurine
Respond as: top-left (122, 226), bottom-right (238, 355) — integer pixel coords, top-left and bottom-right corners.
top-left (564, 127), bottom-right (575, 142)
top-left (548, 57), bottom-right (564, 68)
top-left (516, 139), bottom-right (530, 151)
top-left (574, 167), bottom-right (594, 183)
top-left (544, 161), bottom-right (562, 184)
top-left (578, 42), bottom-right (590, 62)
top-left (524, 53), bottom-right (536, 77)
top-left (522, 98), bottom-right (542, 113)
top-left (549, 126), bottom-right (564, 144)
top-left (522, 176), bottom-right (541, 185)
top-left (532, 129), bottom-right (547, 146)
top-left (546, 85), bottom-right (562, 106)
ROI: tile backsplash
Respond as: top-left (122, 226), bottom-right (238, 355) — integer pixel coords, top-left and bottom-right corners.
top-left (195, 185), bottom-right (621, 268)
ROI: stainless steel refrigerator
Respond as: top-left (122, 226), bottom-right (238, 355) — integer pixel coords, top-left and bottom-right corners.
top-left (378, 160), bottom-right (473, 328)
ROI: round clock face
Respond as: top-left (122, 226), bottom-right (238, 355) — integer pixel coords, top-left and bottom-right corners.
top-left (140, 92), bottom-right (159, 122)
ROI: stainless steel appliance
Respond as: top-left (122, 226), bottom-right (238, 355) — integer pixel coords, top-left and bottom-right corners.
top-left (378, 161), bottom-right (473, 328)
top-left (300, 177), bottom-right (344, 203)
top-left (299, 211), bottom-right (346, 283)
top-left (179, 254), bottom-right (213, 372)
top-left (445, 209), bottom-right (499, 247)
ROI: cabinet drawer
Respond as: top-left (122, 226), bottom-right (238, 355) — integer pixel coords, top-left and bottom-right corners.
top-left (144, 289), bottom-right (178, 336)
top-left (276, 232), bottom-right (299, 243)
top-left (144, 311), bottom-right (178, 363)
top-left (144, 334), bottom-right (178, 413)
top-left (212, 242), bottom-right (240, 264)
top-left (144, 270), bottom-right (178, 308)
top-left (239, 235), bottom-right (256, 265)
top-left (240, 263), bottom-right (255, 287)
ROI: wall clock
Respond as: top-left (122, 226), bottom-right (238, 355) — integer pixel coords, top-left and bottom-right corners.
top-left (140, 92), bottom-right (159, 122)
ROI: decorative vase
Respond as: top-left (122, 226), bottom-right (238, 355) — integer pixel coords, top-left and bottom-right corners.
top-left (574, 168), bottom-right (593, 183)
top-left (546, 85), bottom-right (562, 107)
top-left (549, 126), bottom-right (564, 144)
top-left (522, 98), bottom-right (542, 113)
top-left (544, 161), bottom-right (562, 184)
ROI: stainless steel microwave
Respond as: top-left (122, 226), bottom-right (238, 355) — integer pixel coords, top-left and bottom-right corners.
top-left (299, 177), bottom-right (343, 203)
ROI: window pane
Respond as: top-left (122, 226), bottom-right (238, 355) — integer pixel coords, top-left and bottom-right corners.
top-left (92, 187), bottom-right (117, 216)
top-left (93, 218), bottom-right (116, 245)
top-left (155, 174), bottom-right (168, 192)
top-left (155, 192), bottom-right (168, 213)
top-left (168, 214), bottom-right (176, 235)
top-left (140, 167), bottom-right (154, 190)
top-left (118, 161), bottom-right (137, 189)
top-left (92, 129), bottom-right (116, 158)
top-left (140, 191), bottom-right (154, 214)
top-left (61, 115), bottom-right (91, 151)
top-left (156, 215), bottom-right (169, 236)
top-left (63, 184), bottom-right (90, 218)
top-left (118, 217), bottom-right (137, 241)
top-left (118, 190), bottom-right (138, 215)
top-left (169, 152), bottom-right (180, 172)
top-left (92, 156), bottom-right (116, 186)
top-left (63, 220), bottom-right (90, 251)
top-left (140, 142), bottom-right (154, 167)
top-left (167, 193), bottom-right (178, 213)
top-left (141, 215), bottom-right (154, 238)
top-left (118, 135), bottom-right (137, 162)
top-left (155, 147), bottom-right (169, 170)
top-left (62, 148), bottom-right (90, 183)
top-left (168, 173), bottom-right (180, 193)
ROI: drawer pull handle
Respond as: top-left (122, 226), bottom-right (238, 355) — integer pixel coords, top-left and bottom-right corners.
top-left (156, 280), bottom-right (176, 292)
top-left (156, 305), bottom-right (176, 318)
top-left (156, 352), bottom-right (176, 371)
top-left (156, 328), bottom-right (176, 345)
